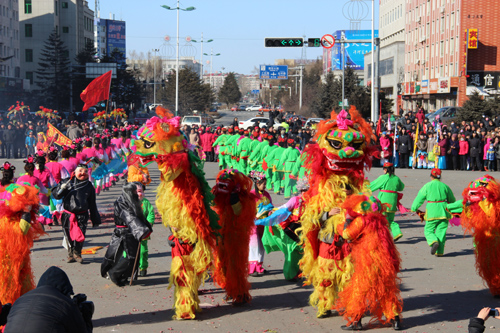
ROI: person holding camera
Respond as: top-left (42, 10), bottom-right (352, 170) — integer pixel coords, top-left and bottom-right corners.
top-left (4, 266), bottom-right (94, 333)
top-left (469, 307), bottom-right (500, 333)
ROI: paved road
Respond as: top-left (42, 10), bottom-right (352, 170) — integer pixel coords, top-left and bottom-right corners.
top-left (16, 157), bottom-right (498, 332)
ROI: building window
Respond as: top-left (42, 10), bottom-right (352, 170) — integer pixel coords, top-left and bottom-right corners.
top-left (25, 49), bottom-right (33, 62)
top-left (25, 24), bottom-right (32, 37)
top-left (26, 71), bottom-right (33, 84)
top-left (24, 0), bottom-right (31, 14)
top-left (62, 26), bottom-right (69, 33)
top-left (55, 1), bottom-right (58, 15)
top-left (62, 2), bottom-right (68, 8)
top-left (440, 41), bottom-right (444, 56)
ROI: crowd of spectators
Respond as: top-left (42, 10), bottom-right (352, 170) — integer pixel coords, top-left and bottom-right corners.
top-left (372, 108), bottom-right (500, 171)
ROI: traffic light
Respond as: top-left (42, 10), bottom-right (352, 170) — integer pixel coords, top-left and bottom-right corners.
top-left (259, 83), bottom-right (262, 89)
top-left (285, 84), bottom-right (288, 89)
top-left (308, 38), bottom-right (321, 47)
top-left (278, 85), bottom-right (281, 91)
top-left (269, 84), bottom-right (272, 89)
top-left (265, 38), bottom-right (303, 47)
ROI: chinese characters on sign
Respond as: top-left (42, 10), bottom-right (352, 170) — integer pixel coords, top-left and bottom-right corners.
top-left (468, 29), bottom-right (478, 49)
top-left (462, 29), bottom-right (468, 74)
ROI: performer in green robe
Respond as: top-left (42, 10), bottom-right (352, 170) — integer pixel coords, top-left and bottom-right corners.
top-left (411, 168), bottom-right (456, 256)
top-left (279, 139), bottom-right (302, 199)
top-left (370, 162), bottom-right (406, 241)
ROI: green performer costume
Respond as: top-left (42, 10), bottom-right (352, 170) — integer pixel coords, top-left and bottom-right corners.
top-left (225, 133), bottom-right (239, 169)
top-left (270, 139), bottom-right (287, 194)
top-left (213, 134), bottom-right (228, 169)
top-left (263, 143), bottom-right (278, 191)
top-left (279, 140), bottom-right (302, 199)
top-left (237, 135), bottom-right (253, 174)
top-left (411, 168), bottom-right (456, 256)
top-left (246, 138), bottom-right (262, 174)
top-left (369, 163), bottom-right (406, 241)
top-left (139, 197), bottom-right (156, 274)
top-left (249, 137), bottom-right (269, 173)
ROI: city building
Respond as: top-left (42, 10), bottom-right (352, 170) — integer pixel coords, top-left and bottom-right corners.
top-left (0, 0), bottom-right (20, 78)
top-left (402, 0), bottom-right (500, 111)
top-left (96, 18), bottom-right (126, 61)
top-left (363, 0), bottom-right (405, 114)
top-left (19, 0), bottom-right (94, 87)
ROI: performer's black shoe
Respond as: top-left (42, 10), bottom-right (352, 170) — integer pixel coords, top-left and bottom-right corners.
top-left (139, 269), bottom-right (147, 277)
top-left (341, 320), bottom-right (363, 330)
top-left (430, 242), bottom-right (439, 255)
top-left (317, 310), bottom-right (332, 319)
top-left (391, 316), bottom-right (402, 330)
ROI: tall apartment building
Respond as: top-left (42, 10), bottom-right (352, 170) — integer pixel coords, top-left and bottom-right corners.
top-left (0, 0), bottom-right (20, 78)
top-left (97, 18), bottom-right (126, 60)
top-left (403, 0), bottom-right (500, 111)
top-left (19, 0), bottom-right (94, 86)
top-left (364, 0), bottom-right (405, 114)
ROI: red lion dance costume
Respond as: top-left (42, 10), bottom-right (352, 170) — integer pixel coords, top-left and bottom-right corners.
top-left (0, 184), bottom-right (44, 304)
top-left (337, 194), bottom-right (403, 328)
top-left (212, 169), bottom-right (256, 305)
top-left (299, 107), bottom-right (377, 319)
top-left (461, 175), bottom-right (500, 296)
top-left (133, 107), bottom-right (220, 319)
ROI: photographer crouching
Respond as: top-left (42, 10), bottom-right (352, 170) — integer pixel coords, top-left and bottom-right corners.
top-left (4, 266), bottom-right (94, 333)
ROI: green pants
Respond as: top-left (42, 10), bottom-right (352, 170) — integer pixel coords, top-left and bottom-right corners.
top-left (273, 171), bottom-right (284, 194)
top-left (282, 173), bottom-right (296, 199)
top-left (139, 239), bottom-right (149, 270)
top-left (265, 167), bottom-right (274, 190)
top-left (262, 225), bottom-right (302, 280)
top-left (424, 219), bottom-right (448, 255)
top-left (386, 212), bottom-right (402, 239)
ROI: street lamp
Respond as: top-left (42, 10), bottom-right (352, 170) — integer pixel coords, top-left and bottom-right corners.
top-left (192, 33), bottom-right (213, 80)
top-left (203, 48), bottom-right (221, 89)
top-left (161, 2), bottom-right (196, 116)
top-left (153, 48), bottom-right (159, 105)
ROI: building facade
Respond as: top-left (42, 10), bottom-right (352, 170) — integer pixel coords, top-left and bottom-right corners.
top-left (97, 18), bottom-right (126, 60)
top-left (19, 0), bottom-right (94, 87)
top-left (402, 0), bottom-right (500, 112)
top-left (0, 0), bottom-right (20, 78)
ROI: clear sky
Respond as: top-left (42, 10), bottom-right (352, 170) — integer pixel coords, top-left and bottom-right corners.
top-left (97, 0), bottom-right (379, 75)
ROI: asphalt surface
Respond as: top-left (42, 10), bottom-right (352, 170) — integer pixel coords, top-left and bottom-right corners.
top-left (8, 153), bottom-right (500, 332)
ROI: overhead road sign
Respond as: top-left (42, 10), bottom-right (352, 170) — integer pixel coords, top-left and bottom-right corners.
top-left (259, 65), bottom-right (288, 80)
top-left (265, 38), bottom-right (303, 47)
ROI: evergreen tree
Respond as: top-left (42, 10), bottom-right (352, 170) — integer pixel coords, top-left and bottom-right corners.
top-left (159, 67), bottom-right (214, 113)
top-left (101, 49), bottom-right (142, 108)
top-left (218, 72), bottom-right (242, 107)
top-left (73, 39), bottom-right (97, 111)
top-left (36, 30), bottom-right (71, 111)
top-left (457, 91), bottom-right (487, 122)
top-left (311, 72), bottom-right (340, 118)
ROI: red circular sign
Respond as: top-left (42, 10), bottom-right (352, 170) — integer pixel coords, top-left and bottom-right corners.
top-left (321, 34), bottom-right (335, 49)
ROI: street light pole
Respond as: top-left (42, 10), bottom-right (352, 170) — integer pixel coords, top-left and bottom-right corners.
top-left (153, 48), bottom-right (159, 105)
top-left (192, 34), bottom-right (213, 80)
top-left (203, 49), bottom-right (221, 90)
top-left (161, 3), bottom-right (195, 116)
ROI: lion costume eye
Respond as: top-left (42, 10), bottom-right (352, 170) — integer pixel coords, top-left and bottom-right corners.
top-left (351, 141), bottom-right (364, 150)
top-left (142, 140), bottom-right (155, 149)
top-left (327, 139), bottom-right (343, 150)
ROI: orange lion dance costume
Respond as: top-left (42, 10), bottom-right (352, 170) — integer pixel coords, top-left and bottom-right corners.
top-left (0, 184), bottom-right (44, 304)
top-left (337, 194), bottom-right (403, 328)
top-left (299, 106), bottom-right (377, 318)
top-left (461, 175), bottom-right (500, 296)
top-left (212, 169), bottom-right (256, 305)
top-left (134, 107), bottom-right (220, 319)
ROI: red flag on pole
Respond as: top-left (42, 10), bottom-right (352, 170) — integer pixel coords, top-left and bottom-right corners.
top-left (80, 70), bottom-right (112, 111)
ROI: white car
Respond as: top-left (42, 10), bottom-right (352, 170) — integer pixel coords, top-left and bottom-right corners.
top-left (181, 114), bottom-right (213, 127)
top-left (238, 117), bottom-right (280, 130)
top-left (304, 118), bottom-right (324, 128)
top-left (245, 105), bottom-right (262, 112)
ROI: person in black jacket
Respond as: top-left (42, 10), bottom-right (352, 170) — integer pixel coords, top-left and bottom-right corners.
top-left (3, 124), bottom-right (16, 159)
top-left (469, 307), bottom-right (500, 333)
top-left (469, 132), bottom-right (482, 171)
top-left (4, 266), bottom-right (93, 333)
top-left (397, 128), bottom-right (412, 169)
top-left (52, 164), bottom-right (101, 264)
top-left (101, 182), bottom-right (152, 287)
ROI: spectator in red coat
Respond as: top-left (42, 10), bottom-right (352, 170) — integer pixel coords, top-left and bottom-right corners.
top-left (200, 130), bottom-right (214, 162)
top-left (459, 134), bottom-right (469, 170)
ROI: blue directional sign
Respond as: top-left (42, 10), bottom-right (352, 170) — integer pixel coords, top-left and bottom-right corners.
top-left (251, 89), bottom-right (260, 94)
top-left (259, 65), bottom-right (288, 80)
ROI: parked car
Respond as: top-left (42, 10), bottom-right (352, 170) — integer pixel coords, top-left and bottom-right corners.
top-left (238, 117), bottom-right (280, 130)
top-left (245, 105), bottom-right (262, 112)
top-left (181, 114), bottom-right (213, 127)
top-left (304, 118), bottom-right (324, 128)
top-left (426, 106), bottom-right (460, 123)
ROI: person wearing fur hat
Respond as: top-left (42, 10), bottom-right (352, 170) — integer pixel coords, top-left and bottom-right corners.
top-left (411, 168), bottom-right (456, 256)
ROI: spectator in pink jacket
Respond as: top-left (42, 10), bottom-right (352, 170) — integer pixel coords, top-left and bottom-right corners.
top-left (458, 134), bottom-right (469, 170)
top-left (379, 132), bottom-right (392, 165)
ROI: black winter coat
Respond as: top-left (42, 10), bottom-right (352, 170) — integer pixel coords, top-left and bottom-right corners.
top-left (5, 266), bottom-right (90, 333)
top-left (101, 196), bottom-right (152, 278)
top-left (398, 134), bottom-right (412, 154)
top-left (468, 317), bottom-right (485, 333)
top-left (469, 137), bottom-right (482, 158)
top-left (52, 177), bottom-right (101, 227)
top-left (3, 128), bottom-right (16, 144)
